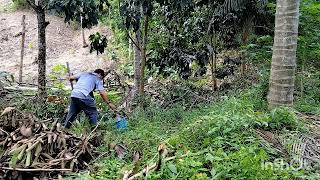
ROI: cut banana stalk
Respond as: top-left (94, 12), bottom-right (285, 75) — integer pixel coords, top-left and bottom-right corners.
top-left (53, 133), bottom-right (58, 143)
top-left (26, 141), bottom-right (40, 152)
top-left (17, 144), bottom-right (27, 160)
top-left (25, 143), bottom-right (32, 167)
top-left (48, 133), bottom-right (52, 144)
top-left (42, 123), bottom-right (48, 130)
top-left (70, 159), bottom-right (75, 170)
top-left (61, 160), bottom-right (65, 169)
top-left (56, 123), bottom-right (61, 132)
top-left (50, 120), bottom-right (58, 132)
top-left (33, 143), bottom-right (42, 164)
top-left (12, 135), bottom-right (16, 141)
top-left (35, 143), bottom-right (42, 158)
top-left (62, 138), bottom-right (67, 150)
top-left (9, 144), bottom-right (22, 154)
top-left (41, 153), bottom-right (54, 160)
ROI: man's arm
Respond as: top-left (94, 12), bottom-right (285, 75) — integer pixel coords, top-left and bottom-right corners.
top-left (67, 75), bottom-right (78, 81)
top-left (67, 73), bottom-right (82, 81)
top-left (99, 90), bottom-right (117, 111)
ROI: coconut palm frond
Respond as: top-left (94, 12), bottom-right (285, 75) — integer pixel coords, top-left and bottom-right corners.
top-left (255, 129), bottom-right (289, 157)
top-left (257, 129), bottom-right (320, 169)
top-left (219, 0), bottom-right (248, 16)
top-left (280, 134), bottom-right (320, 167)
top-left (217, 0), bottom-right (268, 16)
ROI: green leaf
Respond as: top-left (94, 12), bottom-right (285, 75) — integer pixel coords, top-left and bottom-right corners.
top-left (207, 127), bottom-right (219, 135)
top-left (205, 153), bottom-right (214, 163)
top-left (213, 156), bottom-right (224, 161)
top-left (9, 152), bottom-right (19, 168)
top-left (223, 128), bottom-right (232, 134)
top-left (210, 168), bottom-right (216, 177)
top-left (190, 161), bottom-right (203, 167)
top-left (167, 163), bottom-right (177, 174)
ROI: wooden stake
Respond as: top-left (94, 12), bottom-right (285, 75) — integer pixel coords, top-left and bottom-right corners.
top-left (66, 62), bottom-right (73, 90)
top-left (19, 15), bottom-right (26, 83)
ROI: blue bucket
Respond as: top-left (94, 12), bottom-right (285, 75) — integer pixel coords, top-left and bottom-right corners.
top-left (115, 115), bottom-right (127, 130)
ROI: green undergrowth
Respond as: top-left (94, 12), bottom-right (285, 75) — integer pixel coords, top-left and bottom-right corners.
top-left (294, 69), bottom-right (320, 115)
top-left (1, 70), bottom-right (318, 179)
top-left (72, 82), bottom-right (319, 179)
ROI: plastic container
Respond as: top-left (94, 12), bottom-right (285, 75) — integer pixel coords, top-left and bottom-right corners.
top-left (115, 115), bottom-right (127, 130)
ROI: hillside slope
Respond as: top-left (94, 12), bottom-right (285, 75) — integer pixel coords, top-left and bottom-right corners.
top-left (0, 1), bottom-right (112, 84)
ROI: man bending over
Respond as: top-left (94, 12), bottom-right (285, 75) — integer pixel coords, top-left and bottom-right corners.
top-left (64, 69), bottom-right (116, 128)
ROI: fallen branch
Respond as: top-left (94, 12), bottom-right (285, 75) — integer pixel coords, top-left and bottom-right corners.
top-left (0, 167), bottom-right (72, 172)
top-left (297, 113), bottom-right (320, 123)
top-left (4, 86), bottom-right (37, 92)
top-left (123, 150), bottom-right (207, 180)
top-left (90, 151), bottom-right (109, 165)
top-left (0, 128), bottom-right (9, 136)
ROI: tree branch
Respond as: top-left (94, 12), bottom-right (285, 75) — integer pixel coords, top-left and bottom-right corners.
top-left (123, 150), bottom-right (207, 180)
top-left (254, 25), bottom-right (273, 32)
top-left (128, 32), bottom-right (141, 51)
top-left (0, 167), bottom-right (72, 172)
top-left (26, 0), bottom-right (37, 10)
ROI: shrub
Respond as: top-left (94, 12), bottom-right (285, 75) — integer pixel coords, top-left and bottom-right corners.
top-left (12, 0), bottom-right (29, 9)
top-left (269, 107), bottom-right (298, 130)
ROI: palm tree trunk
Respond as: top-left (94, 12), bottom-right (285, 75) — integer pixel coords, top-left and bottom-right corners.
top-left (268, 0), bottom-right (300, 108)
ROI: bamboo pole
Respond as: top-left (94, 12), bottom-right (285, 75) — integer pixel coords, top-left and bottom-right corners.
top-left (19, 15), bottom-right (26, 83)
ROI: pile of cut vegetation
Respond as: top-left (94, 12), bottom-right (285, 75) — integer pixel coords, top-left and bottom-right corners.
top-left (0, 107), bottom-right (98, 179)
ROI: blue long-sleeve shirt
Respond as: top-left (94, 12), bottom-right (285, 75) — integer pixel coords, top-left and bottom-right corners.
top-left (71, 72), bottom-right (104, 99)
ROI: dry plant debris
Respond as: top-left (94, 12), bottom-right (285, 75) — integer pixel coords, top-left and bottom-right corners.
top-left (0, 107), bottom-right (99, 179)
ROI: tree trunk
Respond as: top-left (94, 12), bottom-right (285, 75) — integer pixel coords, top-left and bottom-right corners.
top-left (212, 33), bottom-right (218, 90)
top-left (267, 0), bottom-right (300, 108)
top-left (213, 50), bottom-right (218, 90)
top-left (209, 34), bottom-right (218, 91)
top-left (128, 38), bottom-right (132, 61)
top-left (80, 2), bottom-right (88, 48)
top-left (37, 3), bottom-right (47, 100)
top-left (133, 31), bottom-right (142, 95)
top-left (210, 50), bottom-right (214, 87)
top-left (139, 16), bottom-right (149, 95)
top-left (81, 15), bottom-right (88, 48)
top-left (19, 15), bottom-right (26, 83)
top-left (241, 18), bottom-right (252, 76)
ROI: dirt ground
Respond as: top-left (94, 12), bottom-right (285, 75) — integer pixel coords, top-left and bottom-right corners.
top-left (0, 0), bottom-right (113, 84)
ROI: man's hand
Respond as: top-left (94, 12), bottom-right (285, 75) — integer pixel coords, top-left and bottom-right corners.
top-left (66, 75), bottom-right (76, 81)
top-left (99, 90), bottom-right (117, 111)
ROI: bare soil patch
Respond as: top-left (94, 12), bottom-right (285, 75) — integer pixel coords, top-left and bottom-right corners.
top-left (0, 2), bottom-right (112, 84)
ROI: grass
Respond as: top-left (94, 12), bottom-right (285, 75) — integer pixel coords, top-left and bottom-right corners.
top-left (1, 67), bottom-right (318, 179)
top-left (68, 77), bottom-right (319, 179)
top-left (294, 70), bottom-right (320, 115)
top-left (0, 70), bottom-right (318, 179)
